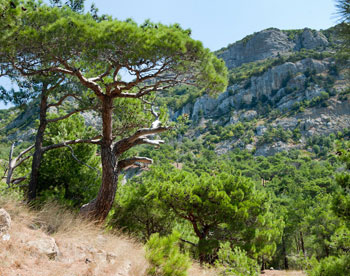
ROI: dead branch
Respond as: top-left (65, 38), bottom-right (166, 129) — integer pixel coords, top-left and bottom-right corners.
top-left (42, 136), bottom-right (102, 152)
top-left (117, 156), bottom-right (153, 172)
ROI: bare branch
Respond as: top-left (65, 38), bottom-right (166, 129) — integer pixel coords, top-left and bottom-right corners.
top-left (13, 155), bottom-right (31, 170)
top-left (42, 136), bottom-right (102, 152)
top-left (5, 143), bottom-right (34, 187)
top-left (117, 157), bottom-right (153, 172)
top-left (11, 177), bottom-right (27, 185)
top-left (17, 144), bottom-right (35, 160)
top-left (114, 125), bottom-right (168, 155)
top-left (139, 138), bottom-right (165, 146)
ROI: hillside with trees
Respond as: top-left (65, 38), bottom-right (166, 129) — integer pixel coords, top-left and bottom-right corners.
top-left (0, 0), bottom-right (350, 275)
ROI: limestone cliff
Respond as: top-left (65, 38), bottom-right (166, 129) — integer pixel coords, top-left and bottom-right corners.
top-left (217, 28), bottom-right (330, 69)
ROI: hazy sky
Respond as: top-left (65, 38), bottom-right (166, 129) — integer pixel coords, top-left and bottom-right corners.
top-left (0, 0), bottom-right (338, 109)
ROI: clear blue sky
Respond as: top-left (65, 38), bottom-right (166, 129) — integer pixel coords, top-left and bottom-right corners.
top-left (84, 0), bottom-right (337, 51)
top-left (0, 0), bottom-right (338, 109)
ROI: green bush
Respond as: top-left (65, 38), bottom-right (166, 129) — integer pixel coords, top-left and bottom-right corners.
top-left (216, 242), bottom-right (260, 276)
top-left (308, 255), bottom-right (350, 276)
top-left (145, 231), bottom-right (191, 276)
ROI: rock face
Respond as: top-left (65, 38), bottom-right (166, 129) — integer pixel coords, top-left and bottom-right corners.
top-left (169, 25), bottom-right (348, 157)
top-left (27, 237), bottom-right (60, 259)
top-left (296, 28), bottom-right (329, 50)
top-left (173, 57), bottom-right (333, 122)
top-left (218, 28), bottom-right (294, 68)
top-left (217, 28), bottom-right (329, 69)
top-left (0, 208), bottom-right (11, 234)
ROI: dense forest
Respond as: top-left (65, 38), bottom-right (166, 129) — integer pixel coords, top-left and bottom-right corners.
top-left (0, 0), bottom-right (350, 275)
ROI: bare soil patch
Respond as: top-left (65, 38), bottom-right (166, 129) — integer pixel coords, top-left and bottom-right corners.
top-left (261, 270), bottom-right (306, 276)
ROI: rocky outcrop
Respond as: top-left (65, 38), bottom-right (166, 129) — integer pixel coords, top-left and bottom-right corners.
top-left (5, 104), bottom-right (39, 131)
top-left (173, 58), bottom-right (333, 122)
top-left (218, 28), bottom-right (294, 68)
top-left (217, 28), bottom-right (329, 69)
top-left (295, 28), bottom-right (329, 50)
top-left (255, 142), bottom-right (303, 156)
top-left (26, 236), bottom-right (60, 259)
top-left (235, 58), bottom-right (331, 109)
top-left (0, 208), bottom-right (11, 240)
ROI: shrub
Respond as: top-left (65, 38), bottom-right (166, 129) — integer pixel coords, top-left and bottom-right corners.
top-left (216, 242), bottom-right (260, 276)
top-left (308, 255), bottom-right (350, 276)
top-left (145, 231), bottom-right (191, 276)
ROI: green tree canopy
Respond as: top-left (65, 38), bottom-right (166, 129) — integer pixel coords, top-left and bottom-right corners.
top-left (1, 0), bottom-right (228, 220)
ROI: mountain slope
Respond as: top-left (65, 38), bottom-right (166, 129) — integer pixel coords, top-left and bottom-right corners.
top-left (0, 25), bottom-right (348, 157)
top-left (167, 26), bottom-right (349, 156)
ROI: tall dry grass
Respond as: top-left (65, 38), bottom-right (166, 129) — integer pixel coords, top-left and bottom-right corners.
top-left (0, 196), bottom-right (219, 276)
top-left (0, 197), bottom-right (148, 276)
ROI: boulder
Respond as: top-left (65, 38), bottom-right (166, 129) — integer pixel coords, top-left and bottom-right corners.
top-left (256, 125), bottom-right (267, 136)
top-left (27, 237), bottom-right (60, 259)
top-left (0, 208), bottom-right (11, 234)
top-left (240, 110), bottom-right (257, 121)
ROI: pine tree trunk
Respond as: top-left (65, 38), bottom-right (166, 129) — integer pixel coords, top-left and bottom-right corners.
top-left (198, 237), bottom-right (206, 265)
top-left (27, 91), bottom-right (48, 201)
top-left (300, 231), bottom-right (305, 257)
top-left (282, 235), bottom-right (289, 269)
top-left (80, 96), bottom-right (118, 221)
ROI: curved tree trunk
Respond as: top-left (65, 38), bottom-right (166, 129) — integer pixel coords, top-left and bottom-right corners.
top-left (80, 96), bottom-right (118, 221)
top-left (27, 90), bottom-right (48, 201)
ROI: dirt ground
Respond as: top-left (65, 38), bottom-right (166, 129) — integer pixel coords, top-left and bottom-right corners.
top-left (260, 270), bottom-right (306, 276)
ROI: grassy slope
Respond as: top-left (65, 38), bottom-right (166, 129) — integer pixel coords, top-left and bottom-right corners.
top-left (0, 196), bottom-right (216, 276)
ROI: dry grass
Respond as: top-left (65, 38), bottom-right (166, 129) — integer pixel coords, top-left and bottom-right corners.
top-left (0, 198), bottom-right (148, 276)
top-left (189, 263), bottom-right (219, 276)
top-left (0, 197), bottom-right (217, 276)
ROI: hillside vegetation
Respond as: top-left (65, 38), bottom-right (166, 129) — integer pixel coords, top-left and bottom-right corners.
top-left (1, 0), bottom-right (350, 275)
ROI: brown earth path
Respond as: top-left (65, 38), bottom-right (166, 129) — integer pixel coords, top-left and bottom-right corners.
top-left (260, 270), bottom-right (306, 276)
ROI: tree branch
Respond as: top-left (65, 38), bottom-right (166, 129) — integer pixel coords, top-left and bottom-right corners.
top-left (180, 238), bottom-right (197, 247)
top-left (5, 143), bottom-right (34, 187)
top-left (54, 59), bottom-right (105, 98)
top-left (64, 144), bottom-right (101, 177)
top-left (47, 93), bottom-right (81, 109)
top-left (88, 65), bottom-right (112, 83)
top-left (117, 156), bottom-right (153, 172)
top-left (13, 155), bottom-right (31, 170)
top-left (42, 136), bottom-right (102, 152)
top-left (113, 126), bottom-right (169, 155)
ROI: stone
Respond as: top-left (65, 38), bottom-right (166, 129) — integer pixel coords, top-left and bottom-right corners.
top-left (0, 208), bottom-right (11, 234)
top-left (2, 233), bottom-right (10, 241)
top-left (256, 125), bottom-right (267, 136)
top-left (27, 237), bottom-right (60, 259)
top-left (240, 110), bottom-right (257, 121)
top-left (246, 144), bottom-right (255, 151)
